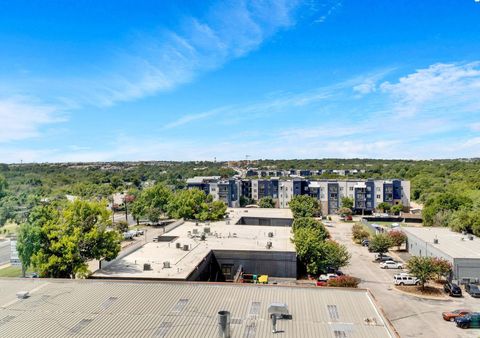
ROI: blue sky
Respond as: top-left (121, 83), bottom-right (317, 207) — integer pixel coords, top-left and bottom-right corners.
top-left (1, 0), bottom-right (480, 163)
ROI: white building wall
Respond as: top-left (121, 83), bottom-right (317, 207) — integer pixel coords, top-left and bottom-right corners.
top-left (374, 180), bottom-right (384, 208)
top-left (279, 181), bottom-right (293, 208)
top-left (251, 180), bottom-right (259, 201)
top-left (209, 183), bottom-right (219, 201)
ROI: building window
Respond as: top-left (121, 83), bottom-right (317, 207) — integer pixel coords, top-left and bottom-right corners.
top-left (376, 194), bottom-right (381, 199)
top-left (221, 264), bottom-right (233, 276)
top-left (340, 187), bottom-right (344, 191)
top-left (349, 187), bottom-right (354, 191)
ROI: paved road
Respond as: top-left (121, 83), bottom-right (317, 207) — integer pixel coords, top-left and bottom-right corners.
top-left (328, 218), bottom-right (480, 338)
top-left (0, 240), bottom-right (10, 265)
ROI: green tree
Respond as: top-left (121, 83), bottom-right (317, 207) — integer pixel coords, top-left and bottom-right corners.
top-left (390, 204), bottom-right (403, 215)
top-left (431, 257), bottom-right (452, 281)
top-left (337, 207), bottom-right (352, 216)
top-left (351, 223), bottom-right (371, 243)
top-left (341, 196), bottom-right (354, 210)
top-left (406, 256), bottom-right (437, 290)
top-left (377, 202), bottom-right (392, 213)
top-left (16, 205), bottom-right (53, 276)
top-left (422, 193), bottom-right (472, 227)
top-left (292, 227), bottom-right (349, 275)
top-left (387, 230), bottom-right (407, 250)
top-left (369, 233), bottom-right (394, 255)
top-left (289, 195), bottom-right (320, 218)
top-left (131, 183), bottom-right (173, 223)
top-left (18, 200), bottom-right (121, 278)
top-left (258, 196), bottom-right (276, 208)
top-left (292, 217), bottom-right (330, 240)
top-left (239, 195), bottom-right (253, 207)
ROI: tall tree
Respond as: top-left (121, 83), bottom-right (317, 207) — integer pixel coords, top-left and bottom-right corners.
top-left (341, 196), bottom-right (354, 210)
top-left (17, 200), bottom-right (121, 278)
top-left (131, 183), bottom-right (173, 223)
top-left (368, 233), bottom-right (393, 255)
top-left (258, 196), bottom-right (275, 208)
top-left (289, 195), bottom-right (320, 218)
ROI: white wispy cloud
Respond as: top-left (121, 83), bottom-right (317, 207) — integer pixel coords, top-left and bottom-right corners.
top-left (380, 62), bottom-right (480, 117)
top-left (0, 96), bottom-right (64, 143)
top-left (69, 1), bottom-right (300, 107)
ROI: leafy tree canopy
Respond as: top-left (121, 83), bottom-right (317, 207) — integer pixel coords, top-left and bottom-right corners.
top-left (258, 196), bottom-right (276, 208)
top-left (289, 195), bottom-right (320, 218)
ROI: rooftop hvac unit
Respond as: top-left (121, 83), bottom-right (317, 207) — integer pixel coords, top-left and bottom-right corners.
top-left (183, 244), bottom-right (189, 251)
top-left (200, 233), bottom-right (206, 241)
top-left (176, 242), bottom-right (181, 249)
top-left (268, 232), bottom-right (274, 238)
top-left (266, 241), bottom-right (272, 249)
top-left (16, 291), bottom-right (29, 299)
top-left (163, 261), bottom-right (171, 269)
top-left (143, 263), bottom-right (151, 271)
top-left (204, 227), bottom-right (211, 234)
top-left (469, 235), bottom-right (474, 240)
top-left (433, 238), bottom-right (439, 244)
top-left (193, 229), bottom-right (199, 235)
top-left (226, 219), bottom-right (230, 225)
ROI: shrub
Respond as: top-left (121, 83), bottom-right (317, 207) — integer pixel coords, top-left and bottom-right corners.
top-left (352, 224), bottom-right (370, 243)
top-left (327, 275), bottom-right (360, 288)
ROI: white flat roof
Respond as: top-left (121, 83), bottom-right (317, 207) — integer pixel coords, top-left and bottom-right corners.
top-left (403, 227), bottom-right (480, 259)
top-left (94, 208), bottom-right (294, 280)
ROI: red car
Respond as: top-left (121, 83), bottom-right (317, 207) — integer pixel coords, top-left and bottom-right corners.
top-left (442, 309), bottom-right (471, 322)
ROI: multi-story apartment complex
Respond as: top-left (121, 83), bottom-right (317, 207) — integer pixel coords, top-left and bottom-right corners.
top-left (187, 176), bottom-right (410, 214)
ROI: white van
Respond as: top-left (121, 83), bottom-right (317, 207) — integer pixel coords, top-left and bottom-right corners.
top-left (394, 274), bottom-right (419, 286)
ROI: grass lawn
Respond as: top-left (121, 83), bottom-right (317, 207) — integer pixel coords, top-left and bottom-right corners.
top-left (0, 265), bottom-right (34, 278)
top-left (0, 265), bottom-right (22, 277)
top-left (0, 221), bottom-right (19, 239)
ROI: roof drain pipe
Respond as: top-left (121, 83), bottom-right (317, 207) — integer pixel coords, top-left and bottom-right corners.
top-left (218, 310), bottom-right (231, 338)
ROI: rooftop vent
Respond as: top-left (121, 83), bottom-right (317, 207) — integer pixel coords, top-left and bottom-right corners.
top-left (143, 263), bottom-right (151, 271)
top-left (218, 310), bottom-right (231, 338)
top-left (268, 303), bottom-right (290, 334)
top-left (16, 291), bottom-right (29, 299)
top-left (268, 232), bottom-right (274, 238)
top-left (183, 244), bottom-right (189, 251)
top-left (204, 227), bottom-right (211, 234)
top-left (433, 238), bottom-right (439, 244)
top-left (163, 261), bottom-right (171, 269)
top-left (266, 241), bottom-right (272, 249)
top-left (469, 235), bottom-right (474, 240)
top-left (176, 242), bottom-right (181, 249)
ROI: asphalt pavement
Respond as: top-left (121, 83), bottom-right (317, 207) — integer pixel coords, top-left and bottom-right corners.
top-left (328, 217), bottom-right (480, 338)
top-left (0, 240), bottom-right (10, 265)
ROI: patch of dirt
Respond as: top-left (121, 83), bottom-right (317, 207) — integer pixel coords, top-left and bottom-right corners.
top-left (395, 285), bottom-right (445, 297)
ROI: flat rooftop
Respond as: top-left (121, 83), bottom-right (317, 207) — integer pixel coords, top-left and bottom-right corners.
top-left (227, 207), bottom-right (293, 219)
top-left (0, 279), bottom-right (394, 338)
top-left (403, 227), bottom-right (480, 259)
top-left (94, 208), bottom-right (294, 280)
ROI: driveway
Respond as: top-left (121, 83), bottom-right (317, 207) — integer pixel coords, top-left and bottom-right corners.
top-left (328, 218), bottom-right (480, 338)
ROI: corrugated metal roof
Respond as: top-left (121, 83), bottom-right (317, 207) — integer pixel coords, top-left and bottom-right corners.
top-left (0, 279), bottom-right (393, 338)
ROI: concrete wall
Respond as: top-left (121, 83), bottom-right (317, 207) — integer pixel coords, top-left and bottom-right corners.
top-left (236, 216), bottom-right (293, 227)
top-left (454, 258), bottom-right (480, 282)
top-left (213, 250), bottom-right (297, 278)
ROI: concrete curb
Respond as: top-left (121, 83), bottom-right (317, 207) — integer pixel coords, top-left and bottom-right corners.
top-left (392, 285), bottom-right (450, 301)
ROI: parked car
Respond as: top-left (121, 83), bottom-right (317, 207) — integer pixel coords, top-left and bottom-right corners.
top-left (361, 239), bottom-right (370, 247)
top-left (374, 254), bottom-right (394, 262)
top-left (442, 309), bottom-right (471, 322)
top-left (444, 282), bottom-right (462, 297)
top-left (455, 312), bottom-right (480, 329)
top-left (380, 260), bottom-right (403, 269)
top-left (394, 273), bottom-right (419, 286)
top-left (123, 231), bottom-right (134, 240)
top-left (317, 273), bottom-right (338, 286)
top-left (465, 284), bottom-right (480, 298)
top-left (343, 215), bottom-right (353, 221)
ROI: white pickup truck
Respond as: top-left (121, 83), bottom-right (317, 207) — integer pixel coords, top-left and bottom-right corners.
top-left (380, 260), bottom-right (403, 269)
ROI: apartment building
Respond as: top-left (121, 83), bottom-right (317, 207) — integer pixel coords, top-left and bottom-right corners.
top-left (187, 176), bottom-right (410, 213)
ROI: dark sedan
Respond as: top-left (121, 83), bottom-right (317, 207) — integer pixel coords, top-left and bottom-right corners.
top-left (465, 284), bottom-right (480, 298)
top-left (455, 312), bottom-right (480, 329)
top-left (444, 281), bottom-right (462, 297)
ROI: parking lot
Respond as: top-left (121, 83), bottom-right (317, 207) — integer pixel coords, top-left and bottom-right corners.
top-left (328, 218), bottom-right (480, 338)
